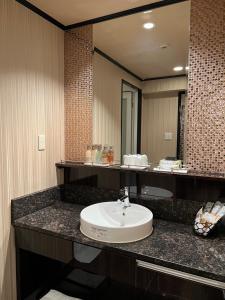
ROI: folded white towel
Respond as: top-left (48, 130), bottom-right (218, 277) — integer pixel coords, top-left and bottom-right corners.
top-left (40, 289), bottom-right (81, 300)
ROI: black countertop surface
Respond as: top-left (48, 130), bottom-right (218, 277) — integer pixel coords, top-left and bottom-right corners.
top-left (56, 161), bottom-right (225, 181)
top-left (13, 200), bottom-right (225, 283)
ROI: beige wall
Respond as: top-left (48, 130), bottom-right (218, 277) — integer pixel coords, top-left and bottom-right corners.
top-left (142, 76), bottom-right (187, 94)
top-left (142, 93), bottom-right (178, 165)
top-left (93, 52), bottom-right (142, 161)
top-left (93, 59), bottom-right (186, 163)
top-left (141, 77), bottom-right (187, 165)
top-left (0, 0), bottom-right (224, 297)
top-left (0, 0), bottom-right (64, 299)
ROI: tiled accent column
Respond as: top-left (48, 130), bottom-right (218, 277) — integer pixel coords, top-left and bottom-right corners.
top-left (64, 26), bottom-right (93, 161)
top-left (185, 0), bottom-right (225, 172)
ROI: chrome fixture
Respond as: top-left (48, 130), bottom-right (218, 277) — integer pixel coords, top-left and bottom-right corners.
top-left (118, 187), bottom-right (131, 211)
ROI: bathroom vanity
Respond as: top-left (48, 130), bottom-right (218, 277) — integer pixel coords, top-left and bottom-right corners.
top-left (12, 163), bottom-right (225, 300)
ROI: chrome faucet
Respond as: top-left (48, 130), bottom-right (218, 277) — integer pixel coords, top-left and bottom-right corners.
top-left (117, 187), bottom-right (131, 208)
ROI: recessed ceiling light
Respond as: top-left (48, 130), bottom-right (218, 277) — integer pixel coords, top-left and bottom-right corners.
top-left (185, 66), bottom-right (189, 70)
top-left (143, 10), bottom-right (152, 14)
top-left (173, 66), bottom-right (183, 72)
top-left (143, 22), bottom-right (155, 30)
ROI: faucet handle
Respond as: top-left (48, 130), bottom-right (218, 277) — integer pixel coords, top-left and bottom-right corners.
top-left (120, 186), bottom-right (129, 196)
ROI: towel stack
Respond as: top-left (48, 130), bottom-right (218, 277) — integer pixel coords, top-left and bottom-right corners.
top-left (159, 159), bottom-right (182, 171)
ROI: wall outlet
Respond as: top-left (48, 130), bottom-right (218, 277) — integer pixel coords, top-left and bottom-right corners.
top-left (38, 134), bottom-right (45, 151)
top-left (164, 132), bottom-right (173, 140)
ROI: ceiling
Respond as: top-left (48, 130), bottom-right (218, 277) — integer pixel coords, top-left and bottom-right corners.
top-left (94, 1), bottom-right (190, 79)
top-left (23, 0), bottom-right (190, 79)
top-left (26, 0), bottom-right (159, 26)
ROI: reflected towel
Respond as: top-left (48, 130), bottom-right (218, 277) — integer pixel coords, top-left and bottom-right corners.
top-left (74, 243), bottom-right (101, 263)
top-left (40, 289), bottom-right (81, 300)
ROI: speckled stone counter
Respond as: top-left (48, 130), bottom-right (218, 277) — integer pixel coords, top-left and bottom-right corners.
top-left (13, 201), bottom-right (225, 283)
top-left (11, 187), bottom-right (60, 220)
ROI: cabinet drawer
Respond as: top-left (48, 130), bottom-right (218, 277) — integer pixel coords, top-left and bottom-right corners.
top-left (109, 251), bottom-right (135, 285)
top-left (136, 260), bottom-right (225, 300)
top-left (15, 227), bottom-right (73, 263)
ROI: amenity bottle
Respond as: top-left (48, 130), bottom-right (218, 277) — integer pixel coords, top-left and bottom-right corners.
top-left (107, 146), bottom-right (114, 165)
top-left (85, 145), bottom-right (92, 164)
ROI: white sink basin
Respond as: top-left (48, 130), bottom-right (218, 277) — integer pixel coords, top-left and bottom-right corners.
top-left (80, 202), bottom-right (153, 243)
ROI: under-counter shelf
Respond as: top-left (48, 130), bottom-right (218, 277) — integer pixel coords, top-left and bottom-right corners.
top-left (15, 228), bottom-right (136, 300)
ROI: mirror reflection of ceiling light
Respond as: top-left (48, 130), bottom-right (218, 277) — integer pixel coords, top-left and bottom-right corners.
top-left (173, 66), bottom-right (183, 72)
top-left (185, 66), bottom-right (189, 70)
top-left (143, 22), bottom-right (155, 29)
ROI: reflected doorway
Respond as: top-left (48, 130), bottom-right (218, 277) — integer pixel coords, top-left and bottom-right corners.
top-left (121, 80), bottom-right (142, 161)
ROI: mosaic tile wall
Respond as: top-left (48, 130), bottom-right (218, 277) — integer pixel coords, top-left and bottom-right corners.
top-left (64, 25), bottom-right (93, 161)
top-left (178, 93), bottom-right (186, 160)
top-left (185, 0), bottom-right (225, 172)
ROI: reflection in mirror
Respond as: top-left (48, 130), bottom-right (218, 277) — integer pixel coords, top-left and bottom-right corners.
top-left (93, 1), bottom-right (190, 166)
top-left (121, 81), bottom-right (141, 159)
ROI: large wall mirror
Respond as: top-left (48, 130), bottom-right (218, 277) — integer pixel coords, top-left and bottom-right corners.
top-left (93, 0), bottom-right (190, 166)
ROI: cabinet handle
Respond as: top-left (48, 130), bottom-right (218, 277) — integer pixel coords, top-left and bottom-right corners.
top-left (136, 260), bottom-right (225, 290)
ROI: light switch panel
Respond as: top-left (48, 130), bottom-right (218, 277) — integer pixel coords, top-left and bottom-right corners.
top-left (164, 132), bottom-right (173, 140)
top-left (38, 134), bottom-right (45, 151)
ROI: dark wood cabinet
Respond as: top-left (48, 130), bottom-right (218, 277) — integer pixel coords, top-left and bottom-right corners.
top-left (15, 228), bottom-right (225, 300)
top-left (15, 228), bottom-right (136, 299)
top-left (108, 251), bottom-right (135, 285)
top-left (135, 260), bottom-right (224, 300)
top-left (15, 227), bottom-right (73, 264)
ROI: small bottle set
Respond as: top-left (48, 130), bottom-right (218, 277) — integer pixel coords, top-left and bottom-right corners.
top-left (85, 144), bottom-right (114, 166)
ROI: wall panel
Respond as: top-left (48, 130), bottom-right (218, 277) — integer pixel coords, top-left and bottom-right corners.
top-left (93, 53), bottom-right (142, 161)
top-left (142, 77), bottom-right (187, 94)
top-left (0, 1), bottom-right (64, 299)
top-left (141, 94), bottom-right (178, 165)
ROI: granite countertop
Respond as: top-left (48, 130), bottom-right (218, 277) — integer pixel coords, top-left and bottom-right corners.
top-left (13, 200), bottom-right (225, 283)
